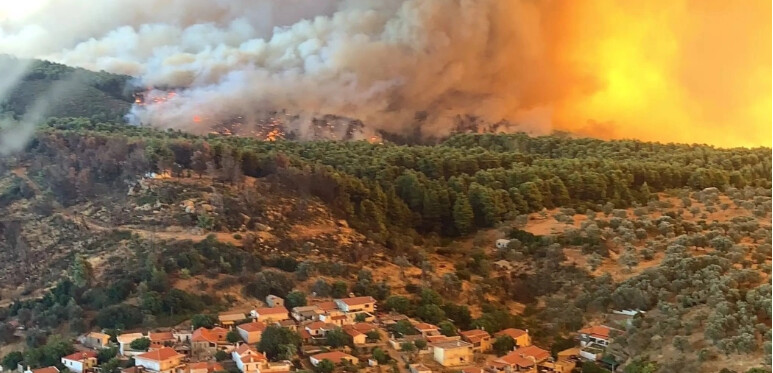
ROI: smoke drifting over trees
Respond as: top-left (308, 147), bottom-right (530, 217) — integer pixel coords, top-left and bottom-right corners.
top-left (0, 0), bottom-right (769, 145)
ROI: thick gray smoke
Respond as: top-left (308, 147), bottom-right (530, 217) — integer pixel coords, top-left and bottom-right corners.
top-left (0, 0), bottom-right (555, 138)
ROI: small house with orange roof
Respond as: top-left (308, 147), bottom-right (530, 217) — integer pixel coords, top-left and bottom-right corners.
top-left (309, 351), bottom-right (359, 367)
top-left (231, 344), bottom-right (268, 373)
top-left (237, 321), bottom-right (267, 344)
top-left (149, 331), bottom-right (176, 348)
top-left (186, 362), bottom-right (224, 373)
top-left (494, 328), bottom-right (531, 348)
top-left (61, 350), bottom-right (98, 373)
top-left (459, 329), bottom-right (492, 353)
top-left (488, 345), bottom-right (550, 372)
top-left (191, 327), bottom-right (230, 354)
top-left (134, 347), bottom-right (184, 373)
top-left (252, 306), bottom-right (290, 323)
top-left (25, 367), bottom-right (60, 373)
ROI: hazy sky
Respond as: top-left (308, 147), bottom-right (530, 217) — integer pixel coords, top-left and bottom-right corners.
top-left (0, 0), bottom-right (770, 147)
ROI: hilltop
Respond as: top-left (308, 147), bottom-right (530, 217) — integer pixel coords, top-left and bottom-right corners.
top-left (0, 55), bottom-right (132, 121)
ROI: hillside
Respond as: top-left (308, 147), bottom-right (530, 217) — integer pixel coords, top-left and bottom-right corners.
top-left (0, 118), bottom-right (770, 373)
top-left (0, 56), bottom-right (132, 121)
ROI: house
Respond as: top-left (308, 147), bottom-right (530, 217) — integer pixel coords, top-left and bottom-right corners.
top-left (61, 351), bottom-right (98, 373)
top-left (309, 351), bottom-right (359, 367)
top-left (459, 329), bottom-right (492, 353)
top-left (343, 328), bottom-right (366, 345)
top-left (460, 368), bottom-right (483, 373)
top-left (488, 346), bottom-right (550, 372)
top-left (315, 301), bottom-right (339, 313)
top-left (409, 364), bottom-right (432, 373)
top-left (304, 321), bottom-right (339, 338)
top-left (494, 328), bottom-right (531, 347)
top-left (79, 332), bottom-right (111, 349)
top-left (117, 333), bottom-right (145, 356)
top-left (274, 319), bottom-right (298, 331)
top-left (319, 313), bottom-right (348, 326)
top-left (266, 295), bottom-right (285, 308)
top-left (432, 340), bottom-right (473, 367)
top-left (191, 327), bottom-right (230, 354)
top-left (578, 325), bottom-right (612, 347)
top-left (149, 332), bottom-right (176, 348)
top-left (578, 325), bottom-right (615, 361)
top-left (426, 334), bottom-right (460, 345)
top-left (186, 362), bottom-right (224, 373)
top-left (25, 367), bottom-right (60, 373)
top-left (341, 322), bottom-right (377, 344)
top-left (252, 307), bottom-right (290, 323)
top-left (414, 323), bottom-right (440, 337)
top-left (237, 321), bottom-right (267, 344)
top-left (134, 347), bottom-right (184, 373)
top-left (334, 296), bottom-right (376, 313)
top-left (291, 305), bottom-right (323, 322)
top-left (495, 239), bottom-right (511, 249)
top-left (219, 312), bottom-right (247, 327)
top-left (231, 344), bottom-right (267, 373)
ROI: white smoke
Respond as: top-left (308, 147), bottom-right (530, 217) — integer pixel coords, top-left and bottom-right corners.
top-left (0, 0), bottom-right (555, 138)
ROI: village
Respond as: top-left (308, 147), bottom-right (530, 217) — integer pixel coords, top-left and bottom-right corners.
top-left (14, 291), bottom-right (636, 373)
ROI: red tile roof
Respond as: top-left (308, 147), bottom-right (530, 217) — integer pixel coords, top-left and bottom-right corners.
top-left (344, 328), bottom-right (364, 337)
top-left (136, 347), bottom-right (182, 362)
top-left (343, 323), bottom-right (376, 333)
top-left (306, 321), bottom-right (326, 330)
top-left (192, 327), bottom-right (229, 344)
top-left (315, 301), bottom-right (338, 311)
top-left (459, 329), bottom-right (490, 343)
top-left (578, 325), bottom-right (612, 340)
top-left (495, 328), bottom-right (528, 340)
top-left (32, 367), bottom-right (59, 373)
top-left (233, 344), bottom-right (257, 356)
top-left (241, 354), bottom-right (267, 363)
top-left (149, 332), bottom-right (175, 341)
top-left (414, 323), bottom-right (438, 331)
top-left (338, 296), bottom-right (376, 306)
top-left (255, 307), bottom-right (289, 315)
top-left (62, 351), bottom-right (98, 361)
top-left (238, 321), bottom-right (267, 333)
top-left (311, 351), bottom-right (356, 364)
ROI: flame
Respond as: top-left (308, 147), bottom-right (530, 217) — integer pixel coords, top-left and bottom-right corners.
top-left (543, 0), bottom-right (771, 148)
top-left (192, 115), bottom-right (201, 123)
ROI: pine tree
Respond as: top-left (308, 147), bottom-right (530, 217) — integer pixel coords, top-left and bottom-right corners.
top-left (453, 196), bottom-right (474, 235)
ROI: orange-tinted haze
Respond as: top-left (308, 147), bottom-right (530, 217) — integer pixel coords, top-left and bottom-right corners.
top-left (544, 0), bottom-right (771, 148)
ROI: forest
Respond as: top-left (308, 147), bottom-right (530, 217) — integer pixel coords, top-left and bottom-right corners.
top-left (0, 117), bottom-right (770, 373)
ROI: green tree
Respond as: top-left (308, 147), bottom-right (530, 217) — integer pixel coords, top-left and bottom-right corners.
top-left (384, 296), bottom-right (411, 314)
top-left (331, 281), bottom-right (349, 298)
top-left (325, 328), bottom-right (348, 348)
top-left (619, 249), bottom-right (639, 272)
top-left (100, 358), bottom-right (121, 373)
top-left (227, 330), bottom-right (241, 344)
top-left (414, 339), bottom-right (427, 350)
top-left (438, 321), bottom-right (458, 337)
top-left (393, 320), bottom-right (416, 336)
top-left (493, 335), bottom-right (515, 356)
top-left (453, 196), bottom-right (475, 235)
top-left (373, 348), bottom-right (389, 364)
top-left (416, 304), bottom-right (446, 325)
top-left (191, 314), bottom-right (217, 329)
top-left (97, 347), bottom-right (118, 363)
top-left (259, 325), bottom-right (301, 360)
top-left (2, 351), bottom-right (23, 370)
top-left (130, 337), bottom-right (151, 351)
top-left (285, 291), bottom-right (307, 309)
top-left (70, 254), bottom-right (94, 288)
top-left (366, 330), bottom-right (381, 341)
top-left (400, 342), bottom-right (416, 352)
top-left (315, 359), bottom-right (335, 373)
top-left (672, 336), bottom-right (689, 352)
top-left (215, 350), bottom-right (229, 361)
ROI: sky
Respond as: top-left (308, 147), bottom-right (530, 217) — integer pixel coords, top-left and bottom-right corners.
top-left (0, 0), bottom-right (770, 147)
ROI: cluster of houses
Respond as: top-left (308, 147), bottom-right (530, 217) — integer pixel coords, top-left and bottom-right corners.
top-left (20, 293), bottom-right (629, 373)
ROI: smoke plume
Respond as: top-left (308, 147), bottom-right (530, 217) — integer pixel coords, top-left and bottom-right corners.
top-left (0, 0), bottom-right (769, 147)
